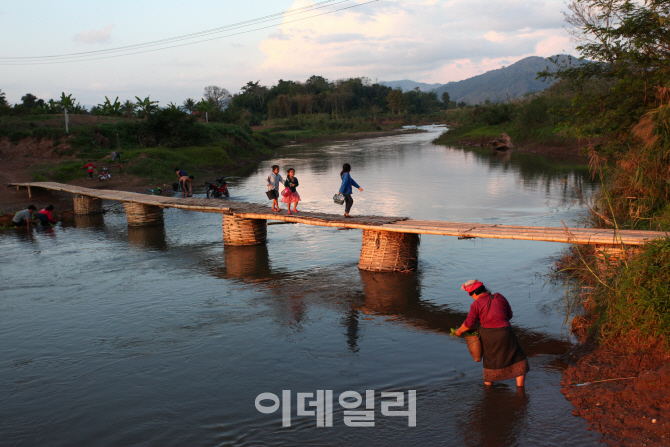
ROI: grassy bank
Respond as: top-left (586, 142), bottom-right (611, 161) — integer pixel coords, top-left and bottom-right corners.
top-left (432, 84), bottom-right (576, 148)
top-left (255, 113), bottom-right (440, 142)
top-left (1, 111), bottom-right (281, 183)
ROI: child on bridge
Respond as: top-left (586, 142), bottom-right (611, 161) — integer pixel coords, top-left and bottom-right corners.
top-left (282, 168), bottom-right (300, 214)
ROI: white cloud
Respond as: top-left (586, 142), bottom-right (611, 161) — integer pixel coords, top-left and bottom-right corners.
top-left (256, 0), bottom-right (575, 84)
top-left (73, 25), bottom-right (114, 44)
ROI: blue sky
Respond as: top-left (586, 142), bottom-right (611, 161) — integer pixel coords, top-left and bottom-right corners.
top-left (0, 0), bottom-right (576, 106)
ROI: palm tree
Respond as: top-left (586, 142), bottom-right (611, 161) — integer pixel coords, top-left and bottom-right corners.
top-left (0, 89), bottom-right (6, 106)
top-left (196, 99), bottom-right (215, 123)
top-left (58, 92), bottom-right (76, 111)
top-left (182, 98), bottom-right (197, 113)
top-left (120, 100), bottom-right (136, 119)
top-left (135, 95), bottom-right (159, 119)
top-left (166, 102), bottom-right (180, 111)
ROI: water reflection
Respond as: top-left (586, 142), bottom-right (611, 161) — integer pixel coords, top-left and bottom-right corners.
top-left (459, 385), bottom-right (530, 447)
top-left (223, 245), bottom-right (273, 283)
top-left (127, 226), bottom-right (168, 252)
top-left (72, 214), bottom-right (105, 229)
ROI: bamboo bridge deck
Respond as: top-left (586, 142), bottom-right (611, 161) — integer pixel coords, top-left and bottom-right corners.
top-left (9, 181), bottom-right (668, 247)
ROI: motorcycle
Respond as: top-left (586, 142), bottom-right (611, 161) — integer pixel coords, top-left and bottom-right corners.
top-left (205, 176), bottom-right (230, 198)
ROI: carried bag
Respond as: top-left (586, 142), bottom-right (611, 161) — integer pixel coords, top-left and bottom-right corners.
top-left (464, 294), bottom-right (494, 363)
top-left (465, 334), bottom-right (483, 362)
top-left (281, 187), bottom-right (291, 197)
top-left (266, 188), bottom-right (278, 200)
top-left (333, 193), bottom-right (345, 205)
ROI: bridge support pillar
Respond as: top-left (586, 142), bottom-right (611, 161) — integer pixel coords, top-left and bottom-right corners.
top-left (123, 202), bottom-right (164, 226)
top-left (73, 195), bottom-right (103, 215)
top-left (595, 244), bottom-right (640, 269)
top-left (222, 215), bottom-right (267, 246)
top-left (359, 230), bottom-right (419, 272)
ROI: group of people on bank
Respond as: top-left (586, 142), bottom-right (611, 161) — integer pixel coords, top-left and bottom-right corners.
top-left (266, 163), bottom-right (363, 217)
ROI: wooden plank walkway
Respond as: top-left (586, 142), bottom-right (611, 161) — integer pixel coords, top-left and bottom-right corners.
top-left (9, 181), bottom-right (669, 246)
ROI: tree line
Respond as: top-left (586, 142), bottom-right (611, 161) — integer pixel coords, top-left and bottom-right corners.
top-left (0, 76), bottom-right (454, 125)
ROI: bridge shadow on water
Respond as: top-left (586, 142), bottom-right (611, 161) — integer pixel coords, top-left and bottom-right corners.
top-left (201, 242), bottom-right (572, 357)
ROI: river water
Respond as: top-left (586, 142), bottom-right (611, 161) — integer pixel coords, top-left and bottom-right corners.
top-left (0, 125), bottom-right (602, 446)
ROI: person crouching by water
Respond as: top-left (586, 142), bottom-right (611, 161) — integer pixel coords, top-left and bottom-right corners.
top-left (455, 280), bottom-right (529, 388)
top-left (35, 205), bottom-right (57, 227)
top-left (180, 175), bottom-right (194, 198)
top-left (281, 168), bottom-right (300, 214)
top-left (12, 205), bottom-right (39, 228)
top-left (338, 163), bottom-right (363, 218)
top-left (266, 165), bottom-right (284, 212)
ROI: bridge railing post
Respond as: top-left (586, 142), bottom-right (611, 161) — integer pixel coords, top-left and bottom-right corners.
top-left (358, 229), bottom-right (420, 272)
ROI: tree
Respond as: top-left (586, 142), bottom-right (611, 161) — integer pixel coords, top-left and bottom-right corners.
top-left (441, 92), bottom-right (451, 106)
top-left (58, 92), bottom-right (75, 110)
top-left (203, 85), bottom-right (231, 110)
top-left (120, 100), bottom-right (137, 118)
top-left (21, 93), bottom-right (39, 109)
top-left (182, 98), bottom-right (197, 113)
top-left (135, 95), bottom-right (159, 119)
top-left (96, 96), bottom-right (121, 116)
top-left (386, 89), bottom-right (405, 114)
top-left (0, 89), bottom-right (8, 106)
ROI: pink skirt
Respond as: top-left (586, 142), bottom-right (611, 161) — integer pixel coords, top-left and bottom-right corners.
top-left (281, 191), bottom-right (300, 203)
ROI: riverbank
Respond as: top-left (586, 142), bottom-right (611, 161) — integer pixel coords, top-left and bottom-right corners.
top-left (433, 127), bottom-right (585, 159)
top-left (561, 342), bottom-right (670, 446)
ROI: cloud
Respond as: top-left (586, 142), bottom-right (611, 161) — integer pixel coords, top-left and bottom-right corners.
top-left (73, 25), bottom-right (114, 44)
top-left (256, 0), bottom-right (576, 84)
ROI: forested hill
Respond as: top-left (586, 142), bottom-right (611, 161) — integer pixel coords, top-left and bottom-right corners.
top-left (379, 80), bottom-right (443, 92)
top-left (433, 55), bottom-right (579, 104)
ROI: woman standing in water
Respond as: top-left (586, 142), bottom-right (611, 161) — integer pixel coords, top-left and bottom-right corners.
top-left (455, 280), bottom-right (529, 388)
top-left (282, 168), bottom-right (300, 214)
top-left (338, 163), bottom-right (363, 218)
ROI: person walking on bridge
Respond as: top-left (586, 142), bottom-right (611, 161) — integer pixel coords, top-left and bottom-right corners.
top-left (455, 280), bottom-right (529, 389)
top-left (338, 163), bottom-right (363, 218)
top-left (281, 168), bottom-right (300, 214)
top-left (266, 165), bottom-right (284, 212)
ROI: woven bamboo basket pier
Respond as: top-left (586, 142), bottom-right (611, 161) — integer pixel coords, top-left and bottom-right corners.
top-left (73, 195), bottom-right (103, 215)
top-left (123, 202), bottom-right (164, 226)
top-left (222, 215), bottom-right (267, 246)
top-left (358, 230), bottom-right (419, 272)
top-left (595, 244), bottom-right (640, 271)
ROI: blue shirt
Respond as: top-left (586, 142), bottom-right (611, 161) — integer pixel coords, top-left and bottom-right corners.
top-left (339, 172), bottom-right (360, 195)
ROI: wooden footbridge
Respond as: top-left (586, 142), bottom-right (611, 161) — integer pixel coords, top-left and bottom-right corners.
top-left (9, 182), bottom-right (669, 272)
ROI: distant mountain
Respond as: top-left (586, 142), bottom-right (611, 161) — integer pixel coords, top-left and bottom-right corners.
top-left (379, 80), bottom-right (443, 92)
top-left (434, 55), bottom-right (582, 104)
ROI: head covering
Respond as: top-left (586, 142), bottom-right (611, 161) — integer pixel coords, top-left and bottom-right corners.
top-left (461, 280), bottom-right (483, 293)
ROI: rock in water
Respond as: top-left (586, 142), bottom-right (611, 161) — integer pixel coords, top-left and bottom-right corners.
top-left (489, 133), bottom-right (514, 151)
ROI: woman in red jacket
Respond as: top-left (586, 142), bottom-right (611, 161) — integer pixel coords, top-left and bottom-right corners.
top-left (455, 279), bottom-right (529, 388)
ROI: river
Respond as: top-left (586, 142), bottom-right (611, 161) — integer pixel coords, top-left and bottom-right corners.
top-left (0, 125), bottom-right (602, 446)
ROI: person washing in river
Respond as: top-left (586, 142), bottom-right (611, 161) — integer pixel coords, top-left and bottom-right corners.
top-left (266, 165), bottom-right (284, 212)
top-left (281, 168), bottom-right (300, 214)
top-left (12, 205), bottom-right (39, 228)
top-left (455, 280), bottom-right (529, 388)
top-left (175, 167), bottom-right (188, 191)
top-left (180, 175), bottom-right (194, 198)
top-left (35, 205), bottom-right (57, 227)
top-left (338, 163), bottom-right (363, 218)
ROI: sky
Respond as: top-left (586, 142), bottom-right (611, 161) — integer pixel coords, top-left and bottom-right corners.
top-left (0, 0), bottom-right (576, 106)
